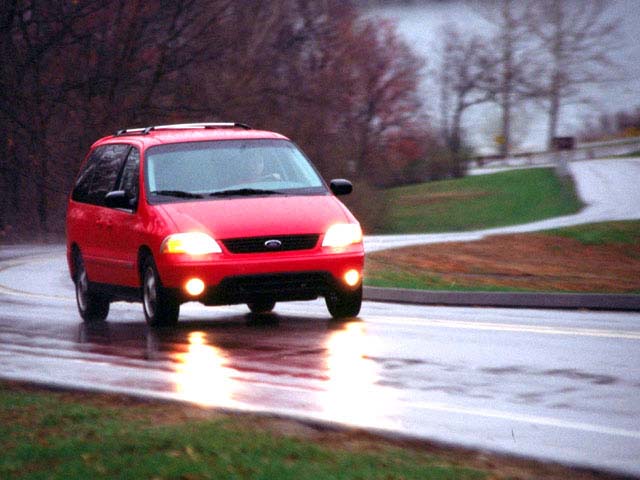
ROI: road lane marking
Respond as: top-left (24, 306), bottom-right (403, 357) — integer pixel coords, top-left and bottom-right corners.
top-left (404, 400), bottom-right (640, 440)
top-left (4, 345), bottom-right (636, 441)
top-left (0, 282), bottom-right (73, 302)
top-left (4, 342), bottom-right (638, 442)
top-left (369, 315), bottom-right (640, 340)
top-left (3, 271), bottom-right (638, 341)
top-left (0, 257), bottom-right (74, 302)
top-left (2, 255), bottom-right (639, 341)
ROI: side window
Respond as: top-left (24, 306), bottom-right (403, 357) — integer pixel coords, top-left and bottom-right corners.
top-left (86, 144), bottom-right (130, 206)
top-left (71, 150), bottom-right (101, 203)
top-left (118, 147), bottom-right (140, 207)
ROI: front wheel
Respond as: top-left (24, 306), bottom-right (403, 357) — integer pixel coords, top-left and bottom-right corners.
top-left (74, 252), bottom-right (109, 322)
top-left (247, 300), bottom-right (276, 314)
top-left (141, 256), bottom-right (179, 327)
top-left (325, 285), bottom-right (362, 319)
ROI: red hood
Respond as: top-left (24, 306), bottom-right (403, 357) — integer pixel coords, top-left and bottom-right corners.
top-left (158, 195), bottom-right (355, 239)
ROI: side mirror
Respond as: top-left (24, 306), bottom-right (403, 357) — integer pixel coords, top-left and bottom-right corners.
top-left (329, 179), bottom-right (353, 196)
top-left (105, 190), bottom-right (133, 209)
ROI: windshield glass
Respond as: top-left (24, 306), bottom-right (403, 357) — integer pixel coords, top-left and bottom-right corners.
top-left (145, 139), bottom-right (326, 203)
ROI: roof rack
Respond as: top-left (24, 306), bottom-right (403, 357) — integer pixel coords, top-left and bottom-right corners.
top-left (114, 122), bottom-right (252, 136)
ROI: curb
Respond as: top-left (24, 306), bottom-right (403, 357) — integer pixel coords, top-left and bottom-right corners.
top-left (363, 287), bottom-right (640, 311)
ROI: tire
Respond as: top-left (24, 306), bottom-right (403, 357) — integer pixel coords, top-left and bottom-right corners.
top-left (141, 256), bottom-right (179, 327)
top-left (247, 300), bottom-right (276, 314)
top-left (74, 252), bottom-right (109, 322)
top-left (325, 285), bottom-right (362, 319)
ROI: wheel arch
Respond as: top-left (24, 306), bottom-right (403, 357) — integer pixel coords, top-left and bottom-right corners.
top-left (69, 243), bottom-right (81, 280)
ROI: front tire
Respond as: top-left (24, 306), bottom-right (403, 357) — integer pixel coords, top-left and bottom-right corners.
top-left (247, 300), bottom-right (276, 314)
top-left (141, 256), bottom-right (179, 327)
top-left (74, 252), bottom-right (109, 322)
top-left (325, 285), bottom-right (362, 319)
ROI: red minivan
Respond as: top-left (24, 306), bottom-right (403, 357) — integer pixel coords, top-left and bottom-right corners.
top-left (66, 123), bottom-right (364, 326)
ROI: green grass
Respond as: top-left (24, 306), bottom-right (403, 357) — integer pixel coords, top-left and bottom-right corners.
top-left (364, 268), bottom-right (531, 293)
top-left (615, 150), bottom-right (640, 158)
top-left (543, 220), bottom-right (640, 245)
top-left (0, 384), bottom-right (487, 480)
top-left (381, 168), bottom-right (582, 233)
top-left (364, 221), bottom-right (640, 294)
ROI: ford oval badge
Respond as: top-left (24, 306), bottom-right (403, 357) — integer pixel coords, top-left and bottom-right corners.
top-left (264, 239), bottom-right (282, 249)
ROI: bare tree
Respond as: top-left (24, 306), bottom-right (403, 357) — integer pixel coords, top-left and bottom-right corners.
top-left (438, 25), bottom-right (494, 176)
top-left (0, 0), bottom-right (430, 240)
top-left (344, 19), bottom-right (426, 180)
top-left (527, 0), bottom-right (622, 148)
top-left (578, 104), bottom-right (640, 141)
top-left (475, 0), bottom-right (542, 157)
top-left (0, 0), bottom-right (233, 237)
top-left (0, 1), bottom-right (108, 236)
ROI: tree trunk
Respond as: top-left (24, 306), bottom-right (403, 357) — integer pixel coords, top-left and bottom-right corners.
top-left (33, 130), bottom-right (49, 237)
top-left (547, 2), bottom-right (563, 150)
top-left (450, 106), bottom-right (465, 177)
top-left (499, 0), bottom-right (514, 159)
top-left (0, 143), bottom-right (6, 235)
top-left (501, 94), bottom-right (511, 158)
top-left (547, 92), bottom-right (560, 150)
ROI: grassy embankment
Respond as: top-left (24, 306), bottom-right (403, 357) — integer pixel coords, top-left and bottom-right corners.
top-left (0, 383), bottom-right (499, 480)
top-left (0, 382), bottom-right (618, 480)
top-left (366, 220), bottom-right (640, 294)
top-left (379, 167), bottom-right (582, 234)
top-left (616, 150), bottom-right (640, 158)
top-left (367, 168), bottom-right (640, 293)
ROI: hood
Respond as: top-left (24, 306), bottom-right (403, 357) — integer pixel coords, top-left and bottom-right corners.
top-left (158, 195), bottom-right (354, 239)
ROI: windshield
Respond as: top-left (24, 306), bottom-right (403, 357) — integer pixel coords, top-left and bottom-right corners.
top-left (144, 139), bottom-right (327, 203)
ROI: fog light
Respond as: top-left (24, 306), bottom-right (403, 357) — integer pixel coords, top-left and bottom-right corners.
top-left (343, 269), bottom-right (361, 287)
top-left (185, 278), bottom-right (205, 296)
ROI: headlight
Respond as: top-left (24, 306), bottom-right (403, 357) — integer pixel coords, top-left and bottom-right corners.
top-left (161, 232), bottom-right (222, 255)
top-left (322, 224), bottom-right (363, 248)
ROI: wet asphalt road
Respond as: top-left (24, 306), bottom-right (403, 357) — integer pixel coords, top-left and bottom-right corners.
top-left (1, 246), bottom-right (639, 476)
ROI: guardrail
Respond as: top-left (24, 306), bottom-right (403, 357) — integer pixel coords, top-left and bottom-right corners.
top-left (579, 136), bottom-right (640, 149)
top-left (470, 136), bottom-right (640, 171)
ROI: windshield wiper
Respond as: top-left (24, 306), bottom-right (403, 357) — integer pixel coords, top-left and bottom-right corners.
top-left (208, 188), bottom-right (282, 197)
top-left (151, 190), bottom-right (203, 199)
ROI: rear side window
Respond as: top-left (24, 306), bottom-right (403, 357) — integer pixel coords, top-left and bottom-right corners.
top-left (71, 150), bottom-right (100, 203)
top-left (118, 147), bottom-right (140, 199)
top-left (72, 144), bottom-right (130, 205)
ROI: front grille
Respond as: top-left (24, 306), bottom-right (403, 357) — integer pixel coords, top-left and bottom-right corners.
top-left (204, 271), bottom-right (334, 305)
top-left (221, 272), bottom-right (331, 295)
top-left (222, 234), bottom-right (319, 254)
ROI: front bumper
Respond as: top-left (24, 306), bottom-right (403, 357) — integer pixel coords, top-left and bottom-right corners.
top-left (155, 248), bottom-right (364, 305)
top-left (203, 271), bottom-right (337, 305)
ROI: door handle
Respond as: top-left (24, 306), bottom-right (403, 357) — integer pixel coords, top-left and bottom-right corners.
top-left (96, 219), bottom-right (113, 229)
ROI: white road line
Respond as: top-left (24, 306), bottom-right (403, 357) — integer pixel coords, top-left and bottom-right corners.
top-left (403, 400), bottom-right (640, 440)
top-left (3, 275), bottom-right (638, 341)
top-left (6, 354), bottom-right (635, 441)
top-left (369, 315), bottom-right (640, 340)
top-left (2, 256), bottom-right (639, 341)
top-left (0, 282), bottom-right (73, 302)
top-left (0, 257), bottom-right (74, 302)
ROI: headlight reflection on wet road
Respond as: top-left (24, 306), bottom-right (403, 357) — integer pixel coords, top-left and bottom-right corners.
top-left (174, 331), bottom-right (236, 407)
top-left (323, 322), bottom-right (398, 429)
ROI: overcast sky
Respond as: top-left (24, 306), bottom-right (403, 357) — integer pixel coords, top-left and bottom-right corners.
top-left (365, 0), bottom-right (640, 153)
